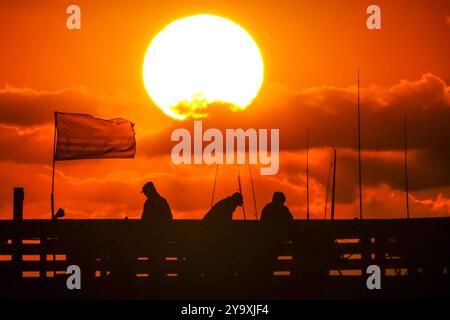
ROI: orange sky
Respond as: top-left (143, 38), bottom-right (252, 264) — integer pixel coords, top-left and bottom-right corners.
top-left (1, 0), bottom-right (449, 220)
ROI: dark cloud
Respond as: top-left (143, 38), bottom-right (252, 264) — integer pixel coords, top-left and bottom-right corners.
top-left (0, 125), bottom-right (52, 164)
top-left (138, 73), bottom-right (450, 153)
top-left (0, 85), bottom-right (174, 163)
top-left (136, 74), bottom-right (450, 194)
top-left (1, 75), bottom-right (449, 218)
top-left (0, 85), bottom-right (170, 130)
top-left (0, 86), bottom-right (103, 126)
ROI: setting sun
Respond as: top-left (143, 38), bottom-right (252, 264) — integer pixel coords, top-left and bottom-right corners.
top-left (142, 14), bottom-right (264, 120)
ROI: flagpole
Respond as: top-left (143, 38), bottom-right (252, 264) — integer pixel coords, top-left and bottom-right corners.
top-left (51, 112), bottom-right (57, 220)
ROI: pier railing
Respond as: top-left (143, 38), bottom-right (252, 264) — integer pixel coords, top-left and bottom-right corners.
top-left (1, 218), bottom-right (449, 299)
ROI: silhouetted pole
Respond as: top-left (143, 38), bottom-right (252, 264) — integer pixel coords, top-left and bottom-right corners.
top-left (210, 165), bottom-right (219, 209)
top-left (357, 70), bottom-right (363, 220)
top-left (324, 149), bottom-right (333, 220)
top-left (247, 164), bottom-right (258, 219)
top-left (237, 165), bottom-right (246, 220)
top-left (306, 128), bottom-right (310, 220)
top-left (51, 111), bottom-right (57, 220)
top-left (13, 187), bottom-right (24, 221)
top-left (12, 187), bottom-right (24, 278)
top-left (331, 149), bottom-right (337, 220)
top-left (404, 112), bottom-right (410, 219)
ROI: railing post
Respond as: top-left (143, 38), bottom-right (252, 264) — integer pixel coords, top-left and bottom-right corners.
top-left (12, 187), bottom-right (24, 281)
top-left (13, 187), bottom-right (24, 221)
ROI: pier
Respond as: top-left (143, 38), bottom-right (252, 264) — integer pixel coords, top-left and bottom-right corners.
top-left (1, 218), bottom-right (449, 299)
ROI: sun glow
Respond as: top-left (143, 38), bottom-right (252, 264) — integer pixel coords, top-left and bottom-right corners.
top-left (142, 14), bottom-right (264, 120)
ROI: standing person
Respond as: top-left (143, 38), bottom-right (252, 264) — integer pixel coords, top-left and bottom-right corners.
top-left (258, 192), bottom-right (293, 281)
top-left (141, 181), bottom-right (173, 223)
top-left (139, 181), bottom-right (173, 281)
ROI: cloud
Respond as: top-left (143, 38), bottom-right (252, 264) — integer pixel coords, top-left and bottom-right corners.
top-left (0, 85), bottom-right (175, 163)
top-left (0, 124), bottom-right (53, 164)
top-left (0, 86), bottom-right (103, 126)
top-left (138, 73), bottom-right (450, 153)
top-left (137, 74), bottom-right (450, 193)
top-left (1, 74), bottom-right (449, 219)
top-left (0, 85), bottom-right (171, 133)
top-left (257, 73), bottom-right (449, 153)
top-left (3, 73), bottom-right (449, 160)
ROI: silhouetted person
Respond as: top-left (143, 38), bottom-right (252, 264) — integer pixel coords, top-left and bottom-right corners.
top-left (260, 192), bottom-right (293, 223)
top-left (258, 192), bottom-right (294, 281)
top-left (201, 192), bottom-right (243, 280)
top-left (203, 192), bottom-right (243, 223)
top-left (141, 181), bottom-right (173, 224)
top-left (137, 182), bottom-right (173, 281)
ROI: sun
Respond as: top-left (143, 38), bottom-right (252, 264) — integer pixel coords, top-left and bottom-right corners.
top-left (142, 14), bottom-right (264, 120)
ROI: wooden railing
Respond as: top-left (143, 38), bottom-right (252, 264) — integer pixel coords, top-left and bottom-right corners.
top-left (1, 218), bottom-right (449, 299)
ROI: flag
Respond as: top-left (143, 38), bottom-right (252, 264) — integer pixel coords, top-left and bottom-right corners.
top-left (54, 112), bottom-right (136, 161)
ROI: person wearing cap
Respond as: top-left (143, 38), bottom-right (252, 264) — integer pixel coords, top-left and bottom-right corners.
top-left (202, 192), bottom-right (243, 223)
top-left (140, 181), bottom-right (173, 224)
top-left (260, 191), bottom-right (293, 224)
